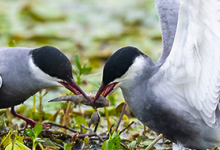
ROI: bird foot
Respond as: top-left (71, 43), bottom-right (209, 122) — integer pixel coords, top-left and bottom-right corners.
top-left (11, 106), bottom-right (51, 129)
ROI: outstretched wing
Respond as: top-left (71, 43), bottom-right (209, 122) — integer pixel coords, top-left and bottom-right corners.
top-left (155, 0), bottom-right (180, 63)
top-left (160, 0), bottom-right (220, 127)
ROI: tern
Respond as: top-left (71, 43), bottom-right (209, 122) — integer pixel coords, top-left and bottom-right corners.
top-left (0, 46), bottom-right (89, 128)
top-left (94, 0), bottom-right (220, 149)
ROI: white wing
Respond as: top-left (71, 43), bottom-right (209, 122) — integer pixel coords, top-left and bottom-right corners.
top-left (160, 0), bottom-right (220, 127)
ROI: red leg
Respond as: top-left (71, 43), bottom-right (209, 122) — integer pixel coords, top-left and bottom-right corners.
top-left (11, 106), bottom-right (51, 128)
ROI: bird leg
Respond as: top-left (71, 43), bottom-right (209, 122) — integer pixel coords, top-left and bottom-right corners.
top-left (10, 106), bottom-right (51, 128)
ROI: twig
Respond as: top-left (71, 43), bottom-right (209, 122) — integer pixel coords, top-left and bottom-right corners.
top-left (78, 132), bottom-right (105, 142)
top-left (116, 103), bottom-right (127, 131)
top-left (47, 122), bottom-right (79, 133)
top-left (38, 142), bottom-right (44, 149)
top-left (104, 107), bottom-right (111, 130)
top-left (78, 105), bottom-right (84, 118)
top-left (143, 125), bottom-right (147, 136)
top-left (51, 141), bottom-right (64, 149)
top-left (32, 95), bottom-right (36, 121)
top-left (6, 108), bottom-right (12, 126)
top-left (80, 143), bottom-right (85, 150)
top-left (119, 121), bottom-right (134, 135)
top-left (64, 101), bottom-right (72, 133)
top-left (89, 136), bottom-right (108, 140)
top-left (81, 124), bottom-right (104, 143)
top-left (81, 124), bottom-right (93, 133)
top-left (39, 90), bottom-right (43, 123)
top-left (71, 133), bottom-right (79, 150)
top-left (145, 134), bottom-right (163, 150)
top-left (120, 142), bottom-right (129, 150)
top-left (94, 134), bottom-right (104, 142)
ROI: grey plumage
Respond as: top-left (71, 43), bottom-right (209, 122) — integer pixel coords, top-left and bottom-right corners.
top-left (94, 0), bottom-right (220, 149)
top-left (0, 47), bottom-right (42, 108)
top-left (0, 46), bottom-right (89, 114)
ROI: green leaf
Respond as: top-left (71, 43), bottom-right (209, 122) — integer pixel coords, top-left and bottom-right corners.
top-left (116, 102), bottom-right (125, 114)
top-left (81, 67), bottom-right (92, 74)
top-left (74, 55), bottom-right (82, 71)
top-left (72, 69), bottom-right (78, 76)
top-left (41, 139), bottom-right (56, 147)
top-left (112, 132), bottom-right (118, 139)
top-left (26, 129), bottom-right (35, 140)
top-left (102, 132), bottom-right (121, 150)
top-left (64, 143), bottom-right (72, 150)
top-left (1, 130), bottom-right (11, 147)
top-left (84, 136), bottom-right (89, 145)
top-left (34, 123), bottom-right (42, 137)
top-left (83, 60), bottom-right (89, 69)
top-left (5, 140), bottom-right (30, 150)
top-left (111, 132), bottom-right (120, 150)
top-left (8, 40), bottom-right (15, 47)
top-left (106, 138), bottom-right (113, 150)
top-left (102, 140), bottom-right (107, 150)
top-left (74, 116), bottom-right (88, 133)
top-left (102, 138), bottom-right (113, 150)
top-left (128, 141), bottom-right (136, 150)
top-left (36, 138), bottom-right (45, 143)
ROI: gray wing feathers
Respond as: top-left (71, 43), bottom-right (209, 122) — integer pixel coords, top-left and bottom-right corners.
top-left (155, 0), bottom-right (180, 63)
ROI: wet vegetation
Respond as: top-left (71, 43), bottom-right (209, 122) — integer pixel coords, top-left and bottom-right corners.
top-left (0, 0), bottom-right (178, 149)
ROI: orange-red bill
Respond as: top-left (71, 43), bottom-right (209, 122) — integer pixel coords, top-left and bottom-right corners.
top-left (93, 82), bottom-right (118, 104)
top-left (59, 78), bottom-right (90, 101)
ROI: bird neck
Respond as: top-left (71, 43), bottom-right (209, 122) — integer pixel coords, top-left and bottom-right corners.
top-left (119, 55), bottom-right (157, 92)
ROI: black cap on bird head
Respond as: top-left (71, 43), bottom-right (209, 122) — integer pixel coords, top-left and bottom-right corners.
top-left (94, 46), bottom-right (144, 103)
top-left (31, 46), bottom-right (89, 100)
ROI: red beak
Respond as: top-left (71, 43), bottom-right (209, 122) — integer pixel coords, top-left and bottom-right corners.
top-left (93, 82), bottom-right (118, 104)
top-left (59, 78), bottom-right (90, 101)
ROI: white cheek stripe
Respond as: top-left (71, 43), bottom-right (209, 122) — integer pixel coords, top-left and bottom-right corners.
top-left (28, 58), bottom-right (62, 87)
top-left (114, 55), bottom-right (145, 83)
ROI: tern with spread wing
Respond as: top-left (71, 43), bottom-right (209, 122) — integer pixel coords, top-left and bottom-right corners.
top-left (94, 0), bottom-right (220, 149)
